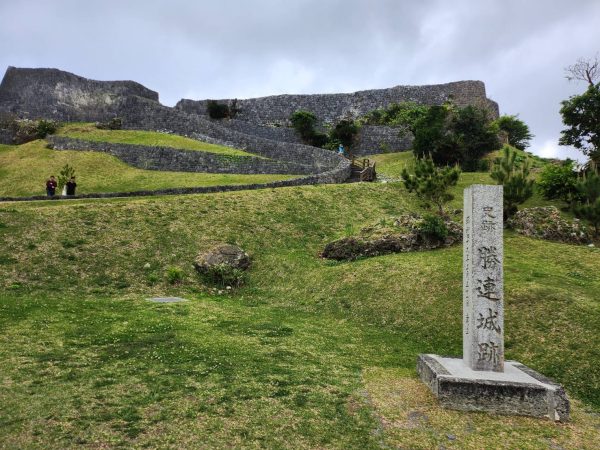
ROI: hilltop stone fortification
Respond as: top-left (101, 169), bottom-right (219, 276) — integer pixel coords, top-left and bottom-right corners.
top-left (176, 80), bottom-right (499, 126)
top-left (0, 67), bottom-right (499, 178)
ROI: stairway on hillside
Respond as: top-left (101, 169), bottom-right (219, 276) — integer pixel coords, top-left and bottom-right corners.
top-left (346, 156), bottom-right (376, 182)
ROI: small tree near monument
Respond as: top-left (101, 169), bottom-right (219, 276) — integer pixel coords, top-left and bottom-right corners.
top-left (401, 155), bottom-right (460, 216)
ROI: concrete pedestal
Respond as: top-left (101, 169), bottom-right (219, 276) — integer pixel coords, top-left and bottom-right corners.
top-left (417, 354), bottom-right (569, 422)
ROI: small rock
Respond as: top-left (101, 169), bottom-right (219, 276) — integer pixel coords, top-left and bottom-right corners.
top-left (143, 263), bottom-right (151, 269)
top-left (446, 434), bottom-right (456, 441)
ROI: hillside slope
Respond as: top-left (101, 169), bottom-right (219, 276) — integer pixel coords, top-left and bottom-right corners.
top-left (1, 160), bottom-right (599, 447)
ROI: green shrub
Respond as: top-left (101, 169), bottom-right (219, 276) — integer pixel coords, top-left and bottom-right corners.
top-left (1, 118), bottom-right (58, 144)
top-left (291, 111), bottom-right (359, 150)
top-left (361, 102), bottom-right (429, 134)
top-left (36, 119), bottom-right (57, 138)
top-left (538, 160), bottom-right (580, 204)
top-left (417, 214), bottom-right (449, 241)
top-left (165, 266), bottom-right (184, 285)
top-left (290, 110), bottom-right (318, 142)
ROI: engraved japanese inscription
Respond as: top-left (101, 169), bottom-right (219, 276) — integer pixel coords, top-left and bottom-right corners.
top-left (463, 185), bottom-right (504, 372)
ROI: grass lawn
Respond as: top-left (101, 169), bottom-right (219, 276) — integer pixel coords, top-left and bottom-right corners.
top-left (0, 154), bottom-right (599, 448)
top-left (57, 123), bottom-right (256, 157)
top-left (0, 141), bottom-right (294, 197)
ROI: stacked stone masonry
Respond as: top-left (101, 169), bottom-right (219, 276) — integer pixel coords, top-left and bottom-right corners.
top-left (46, 136), bottom-right (333, 175)
top-left (175, 80), bottom-right (499, 126)
top-left (0, 67), bottom-right (499, 199)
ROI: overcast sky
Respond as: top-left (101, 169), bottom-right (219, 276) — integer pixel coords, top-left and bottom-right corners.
top-left (1, 0), bottom-right (599, 160)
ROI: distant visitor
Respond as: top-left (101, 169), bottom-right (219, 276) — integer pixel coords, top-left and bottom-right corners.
top-left (46, 175), bottom-right (57, 196)
top-left (66, 176), bottom-right (77, 196)
top-left (338, 144), bottom-right (345, 156)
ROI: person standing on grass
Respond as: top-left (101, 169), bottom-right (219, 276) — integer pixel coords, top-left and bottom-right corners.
top-left (46, 175), bottom-right (57, 196)
top-left (66, 176), bottom-right (77, 196)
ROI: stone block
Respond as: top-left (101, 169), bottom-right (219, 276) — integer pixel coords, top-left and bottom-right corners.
top-left (417, 354), bottom-right (569, 421)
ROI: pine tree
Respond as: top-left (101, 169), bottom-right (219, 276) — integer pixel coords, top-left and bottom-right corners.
top-left (401, 155), bottom-right (460, 216)
top-left (490, 146), bottom-right (534, 219)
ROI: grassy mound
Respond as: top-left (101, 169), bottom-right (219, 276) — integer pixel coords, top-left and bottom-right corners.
top-left (0, 141), bottom-right (294, 197)
top-left (0, 154), bottom-right (598, 447)
top-left (57, 123), bottom-right (255, 157)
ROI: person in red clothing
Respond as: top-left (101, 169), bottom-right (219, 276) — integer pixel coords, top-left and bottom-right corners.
top-left (46, 175), bottom-right (57, 196)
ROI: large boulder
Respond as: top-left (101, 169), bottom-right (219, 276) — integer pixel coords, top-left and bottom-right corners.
top-left (193, 244), bottom-right (251, 273)
top-left (507, 206), bottom-right (591, 244)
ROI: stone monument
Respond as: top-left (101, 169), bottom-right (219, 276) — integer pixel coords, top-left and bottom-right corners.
top-left (417, 185), bottom-right (570, 421)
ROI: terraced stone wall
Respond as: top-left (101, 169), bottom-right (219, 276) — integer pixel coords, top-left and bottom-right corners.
top-left (46, 136), bottom-right (326, 175)
top-left (175, 80), bottom-right (499, 126)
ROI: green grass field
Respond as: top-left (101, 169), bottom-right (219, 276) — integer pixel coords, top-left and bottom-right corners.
top-left (0, 141), bottom-right (294, 197)
top-left (57, 123), bottom-right (255, 157)
top-left (0, 153), bottom-right (599, 448)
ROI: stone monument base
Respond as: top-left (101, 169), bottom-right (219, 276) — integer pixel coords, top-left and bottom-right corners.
top-left (417, 354), bottom-right (569, 422)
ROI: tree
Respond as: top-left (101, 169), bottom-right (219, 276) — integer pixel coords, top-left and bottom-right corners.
top-left (537, 159), bottom-right (579, 205)
top-left (412, 105), bottom-right (500, 171)
top-left (329, 119), bottom-right (359, 148)
top-left (559, 83), bottom-right (600, 164)
top-left (490, 146), bottom-right (534, 219)
top-left (572, 169), bottom-right (600, 237)
top-left (401, 155), bottom-right (461, 215)
top-left (493, 115), bottom-right (533, 150)
top-left (565, 54), bottom-right (600, 86)
top-left (58, 164), bottom-right (76, 193)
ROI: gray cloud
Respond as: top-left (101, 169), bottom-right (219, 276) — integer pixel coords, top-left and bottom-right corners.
top-left (1, 0), bottom-right (599, 160)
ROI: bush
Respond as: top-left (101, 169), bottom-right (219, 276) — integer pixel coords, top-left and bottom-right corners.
top-left (290, 110), bottom-right (318, 141)
top-left (36, 119), bottom-right (57, 138)
top-left (417, 214), bottom-right (449, 241)
top-left (207, 100), bottom-right (230, 119)
top-left (538, 160), bottom-right (580, 204)
top-left (165, 266), bottom-right (184, 285)
top-left (1, 118), bottom-right (58, 144)
top-left (361, 102), bottom-right (429, 135)
top-left (290, 110), bottom-right (358, 149)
